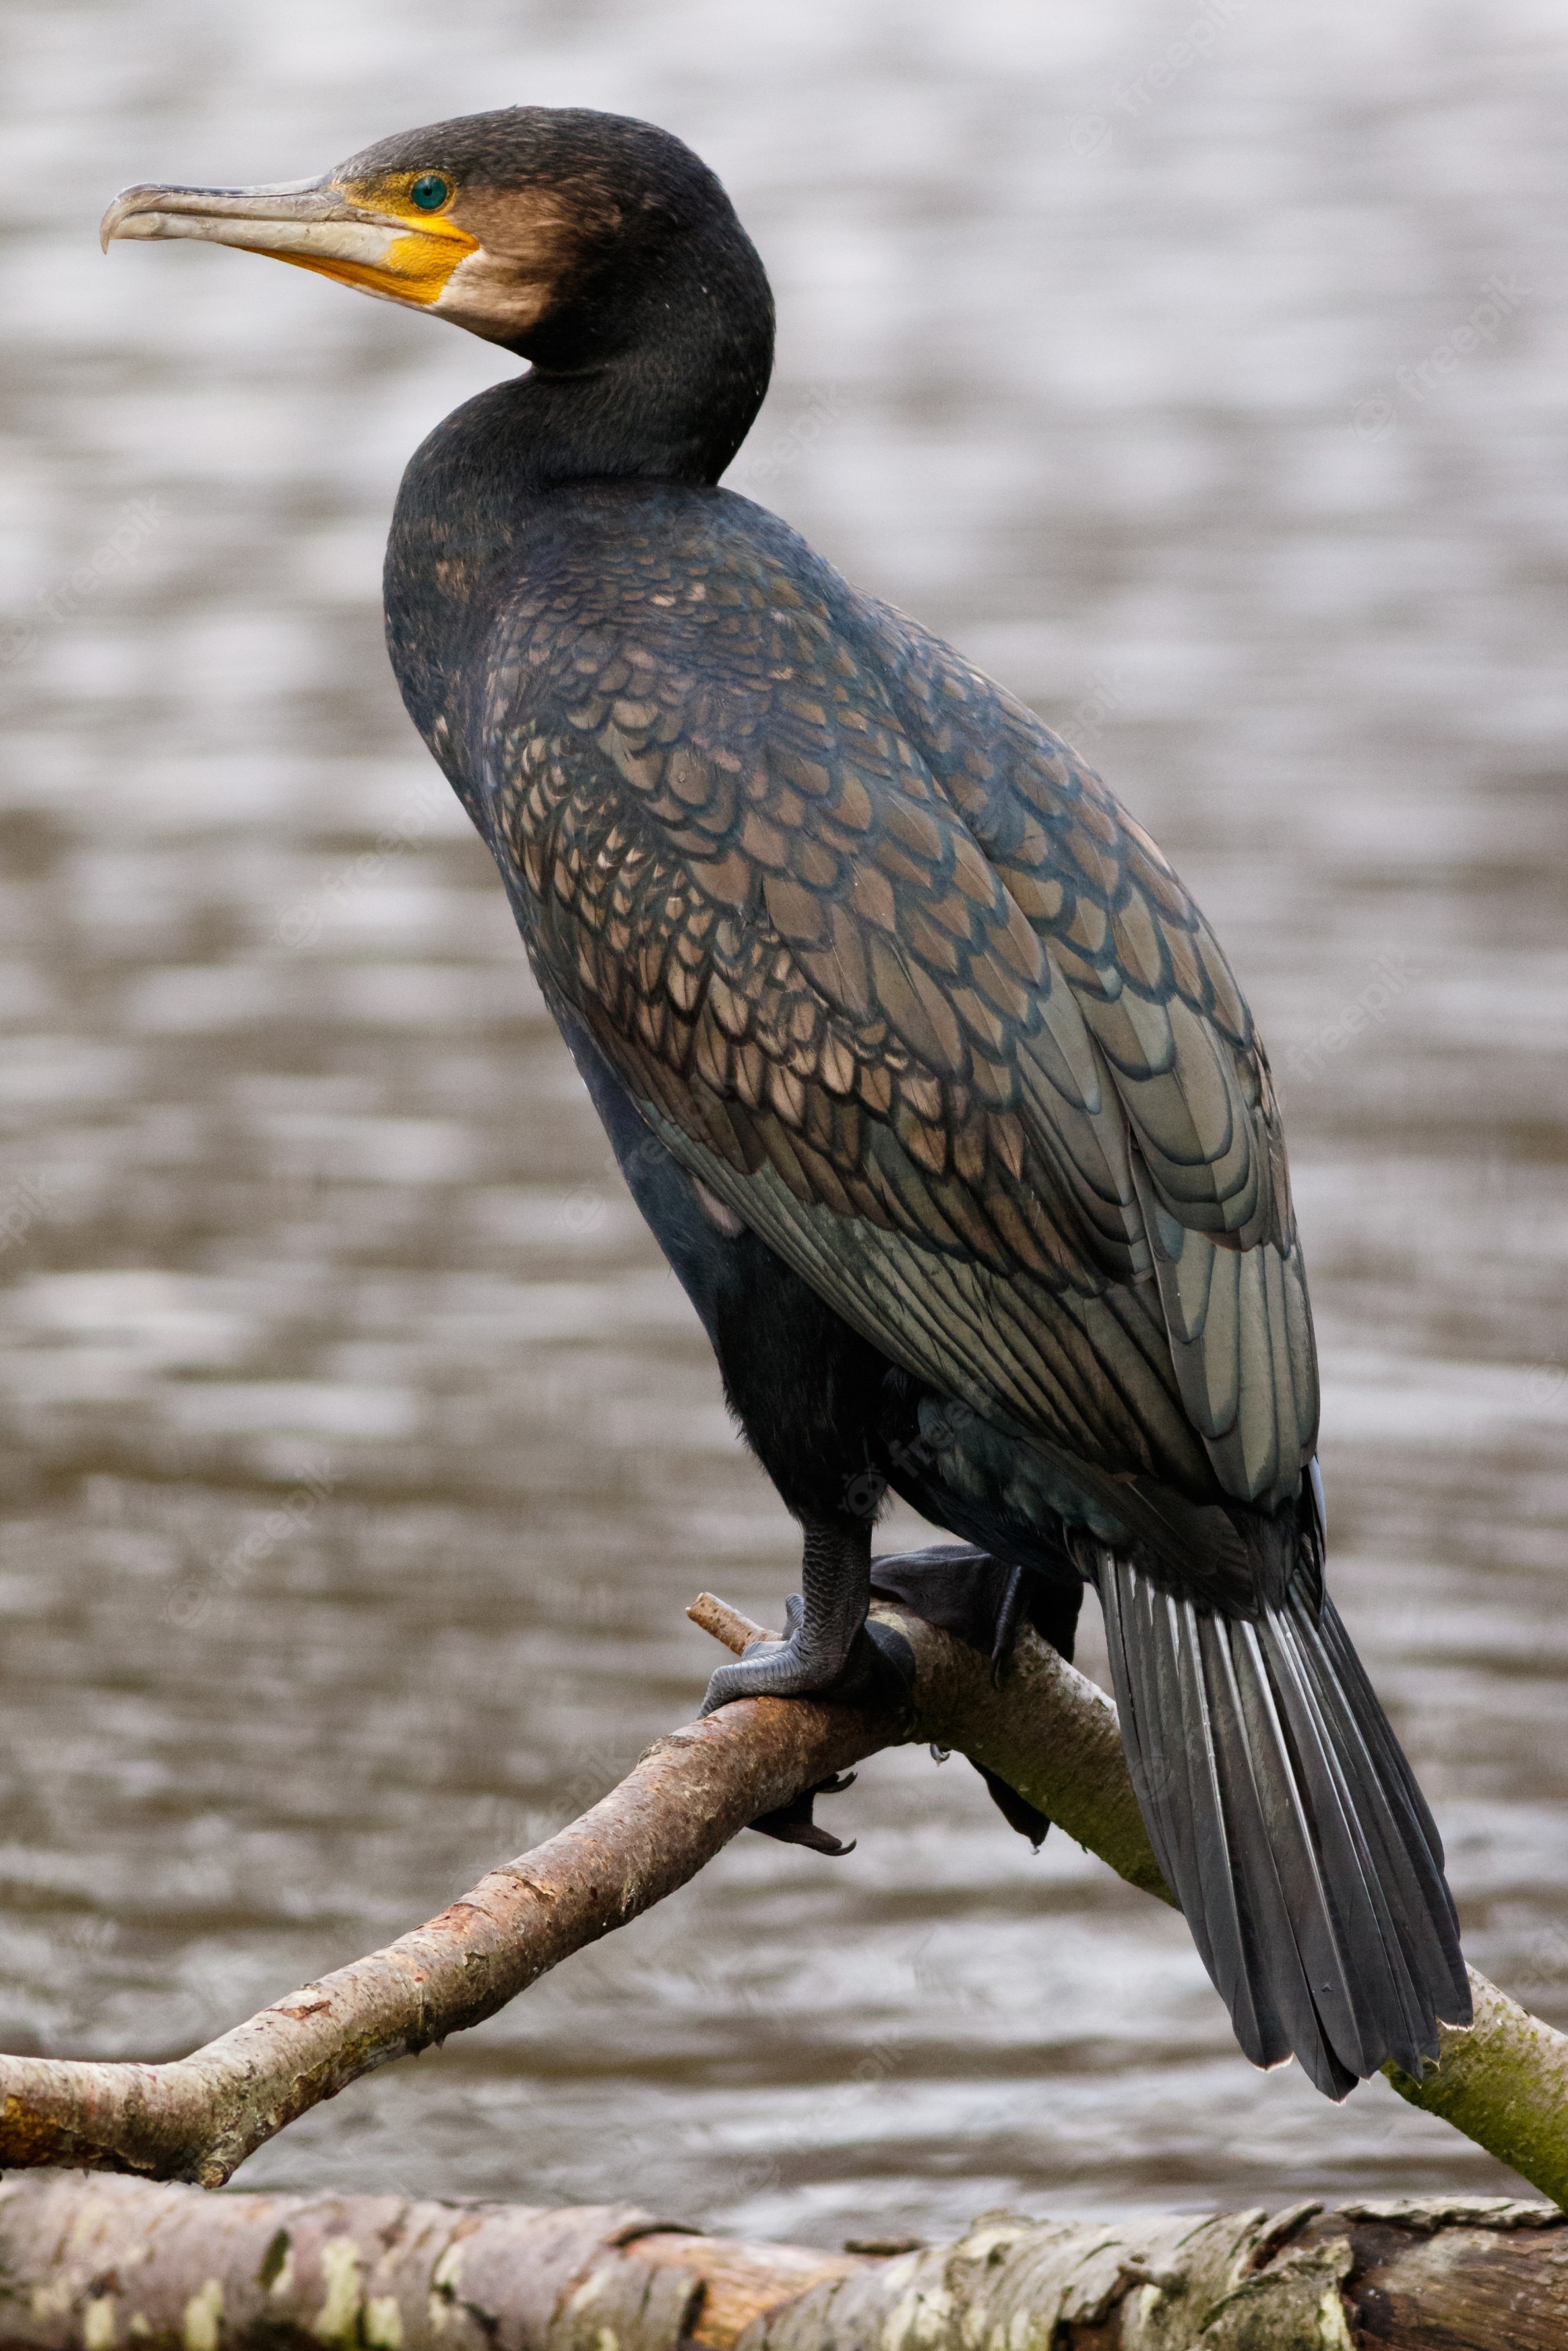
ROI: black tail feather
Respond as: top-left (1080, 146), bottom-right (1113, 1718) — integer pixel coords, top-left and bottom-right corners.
top-left (1098, 1552), bottom-right (1470, 2099)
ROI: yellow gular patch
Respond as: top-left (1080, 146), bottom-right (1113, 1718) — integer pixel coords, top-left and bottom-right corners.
top-left (278, 207), bottom-right (477, 307)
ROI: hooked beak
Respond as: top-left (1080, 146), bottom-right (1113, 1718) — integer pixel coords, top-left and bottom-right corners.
top-left (99, 176), bottom-right (478, 309)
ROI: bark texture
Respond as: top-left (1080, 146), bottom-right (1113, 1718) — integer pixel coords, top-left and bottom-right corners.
top-left (0, 1597), bottom-right (1558, 2207)
top-left (0, 2177), bottom-right (1566, 2351)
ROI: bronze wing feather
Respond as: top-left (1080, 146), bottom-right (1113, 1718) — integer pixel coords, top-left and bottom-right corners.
top-left (485, 517), bottom-right (1317, 1558)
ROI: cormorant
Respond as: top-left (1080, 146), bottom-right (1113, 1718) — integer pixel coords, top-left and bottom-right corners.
top-left (102, 108), bottom-right (1470, 2099)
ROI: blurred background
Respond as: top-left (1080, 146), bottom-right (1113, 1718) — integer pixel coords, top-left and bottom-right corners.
top-left (0, 0), bottom-right (1565, 2240)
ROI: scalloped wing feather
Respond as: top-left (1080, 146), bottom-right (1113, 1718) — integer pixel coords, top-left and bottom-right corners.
top-left (484, 504), bottom-right (1317, 1525)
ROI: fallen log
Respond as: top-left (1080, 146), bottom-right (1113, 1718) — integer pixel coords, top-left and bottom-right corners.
top-left (0, 2174), bottom-right (1565, 2351)
top-left (0, 1594), bottom-right (1559, 2206)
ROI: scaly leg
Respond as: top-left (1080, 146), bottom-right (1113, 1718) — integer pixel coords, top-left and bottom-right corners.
top-left (702, 1516), bottom-right (896, 1712)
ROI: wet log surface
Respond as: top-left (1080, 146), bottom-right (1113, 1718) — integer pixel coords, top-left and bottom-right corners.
top-left (0, 2177), bottom-right (1563, 2351)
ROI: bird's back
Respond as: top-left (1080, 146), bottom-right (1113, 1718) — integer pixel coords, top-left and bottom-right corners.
top-left (458, 480), bottom-right (1316, 1608)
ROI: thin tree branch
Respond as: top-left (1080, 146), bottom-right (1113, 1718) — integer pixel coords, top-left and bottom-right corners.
top-left (0, 1669), bottom-right (898, 2186)
top-left (0, 1595), bottom-right (1559, 2204)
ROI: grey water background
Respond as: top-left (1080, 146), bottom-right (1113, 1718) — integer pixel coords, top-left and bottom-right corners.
top-left (0, 0), bottom-right (1564, 2237)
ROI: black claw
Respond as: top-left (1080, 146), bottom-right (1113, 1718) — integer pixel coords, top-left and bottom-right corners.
top-left (989, 1563), bottom-right (1028, 1685)
top-left (862, 1613), bottom-right (916, 1691)
top-left (975, 1765), bottom-right (1050, 1850)
top-left (749, 1770), bottom-right (858, 1856)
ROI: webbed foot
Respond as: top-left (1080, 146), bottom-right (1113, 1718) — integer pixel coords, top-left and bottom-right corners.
top-left (701, 1592), bottom-right (911, 1712)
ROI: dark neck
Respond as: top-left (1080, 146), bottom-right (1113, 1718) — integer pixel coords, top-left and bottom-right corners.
top-left (384, 211), bottom-right (773, 759)
top-left (516, 207), bottom-right (775, 488)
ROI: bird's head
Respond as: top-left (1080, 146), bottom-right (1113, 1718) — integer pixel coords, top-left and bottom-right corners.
top-left (100, 106), bottom-right (772, 375)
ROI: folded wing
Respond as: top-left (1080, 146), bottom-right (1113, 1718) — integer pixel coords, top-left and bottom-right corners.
top-left (490, 523), bottom-right (1317, 1555)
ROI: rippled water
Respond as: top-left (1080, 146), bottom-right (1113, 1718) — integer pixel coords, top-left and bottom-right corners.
top-left (0, 0), bottom-right (1565, 2242)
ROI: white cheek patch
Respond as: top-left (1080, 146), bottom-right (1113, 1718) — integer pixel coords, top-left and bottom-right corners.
top-left (434, 245), bottom-right (557, 342)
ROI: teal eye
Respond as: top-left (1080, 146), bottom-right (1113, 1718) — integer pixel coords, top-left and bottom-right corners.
top-left (410, 175), bottom-right (450, 211)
